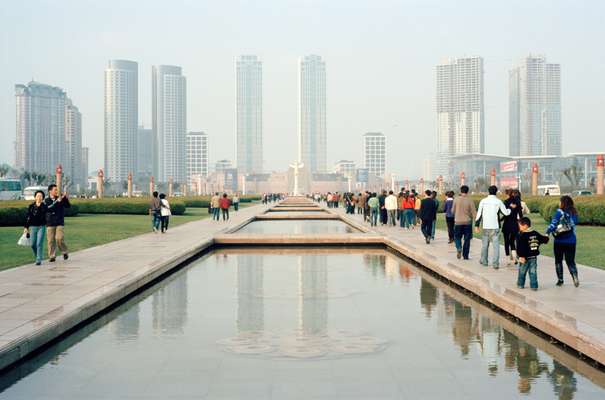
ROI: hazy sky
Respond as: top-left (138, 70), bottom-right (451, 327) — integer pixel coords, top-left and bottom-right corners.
top-left (1, 0), bottom-right (605, 178)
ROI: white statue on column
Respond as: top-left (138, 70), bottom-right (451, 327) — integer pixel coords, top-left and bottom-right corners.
top-left (289, 161), bottom-right (304, 196)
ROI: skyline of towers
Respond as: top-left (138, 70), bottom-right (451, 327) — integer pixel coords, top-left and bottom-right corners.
top-left (435, 56), bottom-right (485, 175)
top-left (104, 59), bottom-right (138, 182)
top-left (509, 55), bottom-right (561, 157)
top-left (152, 65), bottom-right (187, 184)
top-left (236, 55), bottom-right (263, 175)
top-left (363, 132), bottom-right (386, 178)
top-left (298, 55), bottom-right (327, 173)
top-left (186, 131), bottom-right (209, 186)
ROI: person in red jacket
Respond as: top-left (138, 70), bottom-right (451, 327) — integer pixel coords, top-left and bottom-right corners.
top-left (219, 193), bottom-right (231, 221)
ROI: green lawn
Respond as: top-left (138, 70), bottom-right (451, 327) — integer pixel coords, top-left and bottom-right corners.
top-left (0, 207), bottom-right (217, 271)
top-left (434, 213), bottom-right (605, 270)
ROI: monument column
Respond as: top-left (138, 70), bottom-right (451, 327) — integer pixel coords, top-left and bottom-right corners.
top-left (531, 163), bottom-right (539, 196)
top-left (597, 155), bottom-right (604, 195)
top-left (55, 164), bottom-right (63, 193)
top-left (97, 169), bottom-right (104, 198)
top-left (127, 172), bottom-right (133, 198)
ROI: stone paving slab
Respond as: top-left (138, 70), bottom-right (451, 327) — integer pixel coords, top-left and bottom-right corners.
top-left (331, 206), bottom-right (605, 365)
top-left (0, 203), bottom-right (269, 370)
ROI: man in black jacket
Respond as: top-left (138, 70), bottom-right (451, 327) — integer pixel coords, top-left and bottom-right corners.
top-left (419, 190), bottom-right (438, 244)
top-left (45, 184), bottom-right (71, 262)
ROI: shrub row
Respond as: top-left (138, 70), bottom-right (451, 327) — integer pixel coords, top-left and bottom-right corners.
top-left (72, 198), bottom-right (185, 216)
top-left (0, 204), bottom-right (79, 227)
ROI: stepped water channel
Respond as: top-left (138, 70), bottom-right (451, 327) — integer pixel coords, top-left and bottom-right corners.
top-left (0, 197), bottom-right (604, 399)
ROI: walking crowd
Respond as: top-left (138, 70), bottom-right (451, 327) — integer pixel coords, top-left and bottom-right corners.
top-left (317, 185), bottom-right (580, 291)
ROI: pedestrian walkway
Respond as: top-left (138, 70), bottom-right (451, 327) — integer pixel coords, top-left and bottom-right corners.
top-left (0, 203), bottom-right (268, 370)
top-left (332, 205), bottom-right (605, 366)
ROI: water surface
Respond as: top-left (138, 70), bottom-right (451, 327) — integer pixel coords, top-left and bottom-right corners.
top-left (236, 219), bottom-right (358, 234)
top-left (0, 249), bottom-right (603, 399)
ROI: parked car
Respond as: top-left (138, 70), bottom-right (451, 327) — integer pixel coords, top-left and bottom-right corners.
top-left (572, 190), bottom-right (593, 196)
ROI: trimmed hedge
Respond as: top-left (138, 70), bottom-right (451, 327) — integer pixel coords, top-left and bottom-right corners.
top-left (72, 198), bottom-right (185, 216)
top-left (0, 202), bottom-right (79, 227)
top-left (540, 196), bottom-right (605, 225)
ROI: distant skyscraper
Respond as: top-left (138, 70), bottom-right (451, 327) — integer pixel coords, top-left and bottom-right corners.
top-left (186, 131), bottom-right (209, 184)
top-left (65, 98), bottom-right (83, 188)
top-left (104, 60), bottom-right (138, 182)
top-left (15, 82), bottom-right (66, 175)
top-left (136, 126), bottom-right (153, 177)
top-left (363, 132), bottom-right (386, 178)
top-left (81, 147), bottom-right (89, 181)
top-left (509, 55), bottom-right (561, 156)
top-left (298, 55), bottom-right (327, 173)
top-left (436, 56), bottom-right (484, 176)
top-left (236, 55), bottom-right (263, 174)
top-left (152, 65), bottom-right (187, 183)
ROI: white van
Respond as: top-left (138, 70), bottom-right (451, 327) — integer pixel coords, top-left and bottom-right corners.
top-left (22, 186), bottom-right (48, 201)
top-left (537, 184), bottom-right (561, 196)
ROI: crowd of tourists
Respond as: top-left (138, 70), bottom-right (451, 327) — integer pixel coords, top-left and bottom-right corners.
top-left (318, 186), bottom-right (580, 291)
top-left (262, 193), bottom-right (282, 204)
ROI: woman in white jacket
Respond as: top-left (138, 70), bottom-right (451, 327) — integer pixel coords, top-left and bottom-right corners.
top-left (159, 193), bottom-right (172, 233)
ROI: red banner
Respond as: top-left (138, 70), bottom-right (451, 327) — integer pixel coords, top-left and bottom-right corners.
top-left (500, 161), bottom-right (518, 173)
top-left (499, 176), bottom-right (518, 189)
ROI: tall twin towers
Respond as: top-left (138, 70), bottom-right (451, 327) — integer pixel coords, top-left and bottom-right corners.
top-left (237, 55), bottom-right (327, 175)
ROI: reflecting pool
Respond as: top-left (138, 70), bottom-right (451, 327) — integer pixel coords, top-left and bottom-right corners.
top-left (0, 248), bottom-right (603, 399)
top-left (236, 219), bottom-right (359, 234)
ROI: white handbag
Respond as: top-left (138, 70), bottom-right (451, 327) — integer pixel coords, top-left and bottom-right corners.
top-left (17, 232), bottom-right (32, 247)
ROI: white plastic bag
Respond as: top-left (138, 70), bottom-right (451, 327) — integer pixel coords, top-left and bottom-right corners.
top-left (17, 232), bottom-right (31, 247)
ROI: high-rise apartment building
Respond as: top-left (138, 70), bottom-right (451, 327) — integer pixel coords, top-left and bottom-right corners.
top-left (81, 147), bottom-right (89, 182)
top-left (363, 132), bottom-right (386, 178)
top-left (436, 56), bottom-right (484, 176)
top-left (65, 98), bottom-right (83, 188)
top-left (298, 55), bottom-right (327, 173)
top-left (104, 60), bottom-right (138, 182)
top-left (15, 82), bottom-right (67, 176)
top-left (509, 55), bottom-right (561, 156)
top-left (152, 65), bottom-right (187, 183)
top-left (136, 126), bottom-right (153, 178)
top-left (186, 131), bottom-right (209, 184)
top-left (236, 55), bottom-right (263, 174)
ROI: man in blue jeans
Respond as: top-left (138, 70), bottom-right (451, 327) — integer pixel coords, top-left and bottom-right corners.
top-left (452, 185), bottom-right (476, 260)
top-left (475, 185), bottom-right (512, 269)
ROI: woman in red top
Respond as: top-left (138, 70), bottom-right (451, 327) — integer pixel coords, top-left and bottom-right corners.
top-left (219, 193), bottom-right (231, 221)
top-left (402, 194), bottom-right (416, 229)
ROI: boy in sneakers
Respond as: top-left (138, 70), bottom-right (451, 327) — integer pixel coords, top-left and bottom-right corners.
top-left (516, 217), bottom-right (549, 290)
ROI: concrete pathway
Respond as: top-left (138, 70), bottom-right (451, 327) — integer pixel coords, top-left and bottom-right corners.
top-left (0, 203), bottom-right (269, 370)
top-left (332, 205), bottom-right (605, 365)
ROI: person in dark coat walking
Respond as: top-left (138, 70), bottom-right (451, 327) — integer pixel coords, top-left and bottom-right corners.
top-left (501, 189), bottom-right (523, 265)
top-left (419, 190), bottom-right (438, 244)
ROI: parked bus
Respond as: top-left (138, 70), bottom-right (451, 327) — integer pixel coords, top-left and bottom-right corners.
top-left (0, 178), bottom-right (22, 200)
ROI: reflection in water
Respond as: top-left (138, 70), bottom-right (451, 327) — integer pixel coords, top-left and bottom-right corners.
top-left (412, 265), bottom-right (580, 399)
top-left (221, 253), bottom-right (387, 359)
top-left (298, 255), bottom-right (328, 335)
top-left (236, 219), bottom-right (358, 234)
top-left (0, 249), bottom-right (600, 399)
top-left (237, 254), bottom-right (264, 332)
top-left (152, 271), bottom-right (188, 335)
top-left (111, 304), bottom-right (140, 340)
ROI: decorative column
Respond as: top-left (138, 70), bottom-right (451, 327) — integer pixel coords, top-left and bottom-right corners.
top-left (55, 164), bottom-right (63, 193)
top-left (418, 178), bottom-right (425, 194)
top-left (149, 176), bottom-right (155, 195)
top-left (127, 172), bottom-right (133, 198)
top-left (97, 169), bottom-right (104, 198)
top-left (405, 179), bottom-right (409, 191)
top-left (168, 177), bottom-right (174, 197)
top-left (597, 155), bottom-right (604, 195)
top-left (183, 182), bottom-right (188, 197)
top-left (490, 167), bottom-right (497, 187)
top-left (459, 171), bottom-right (466, 187)
top-left (531, 163), bottom-right (539, 196)
top-left (437, 175), bottom-right (444, 194)
top-left (197, 176), bottom-right (203, 195)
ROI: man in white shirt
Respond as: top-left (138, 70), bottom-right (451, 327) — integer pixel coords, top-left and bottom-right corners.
top-left (474, 185), bottom-right (513, 269)
top-left (385, 190), bottom-right (398, 226)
